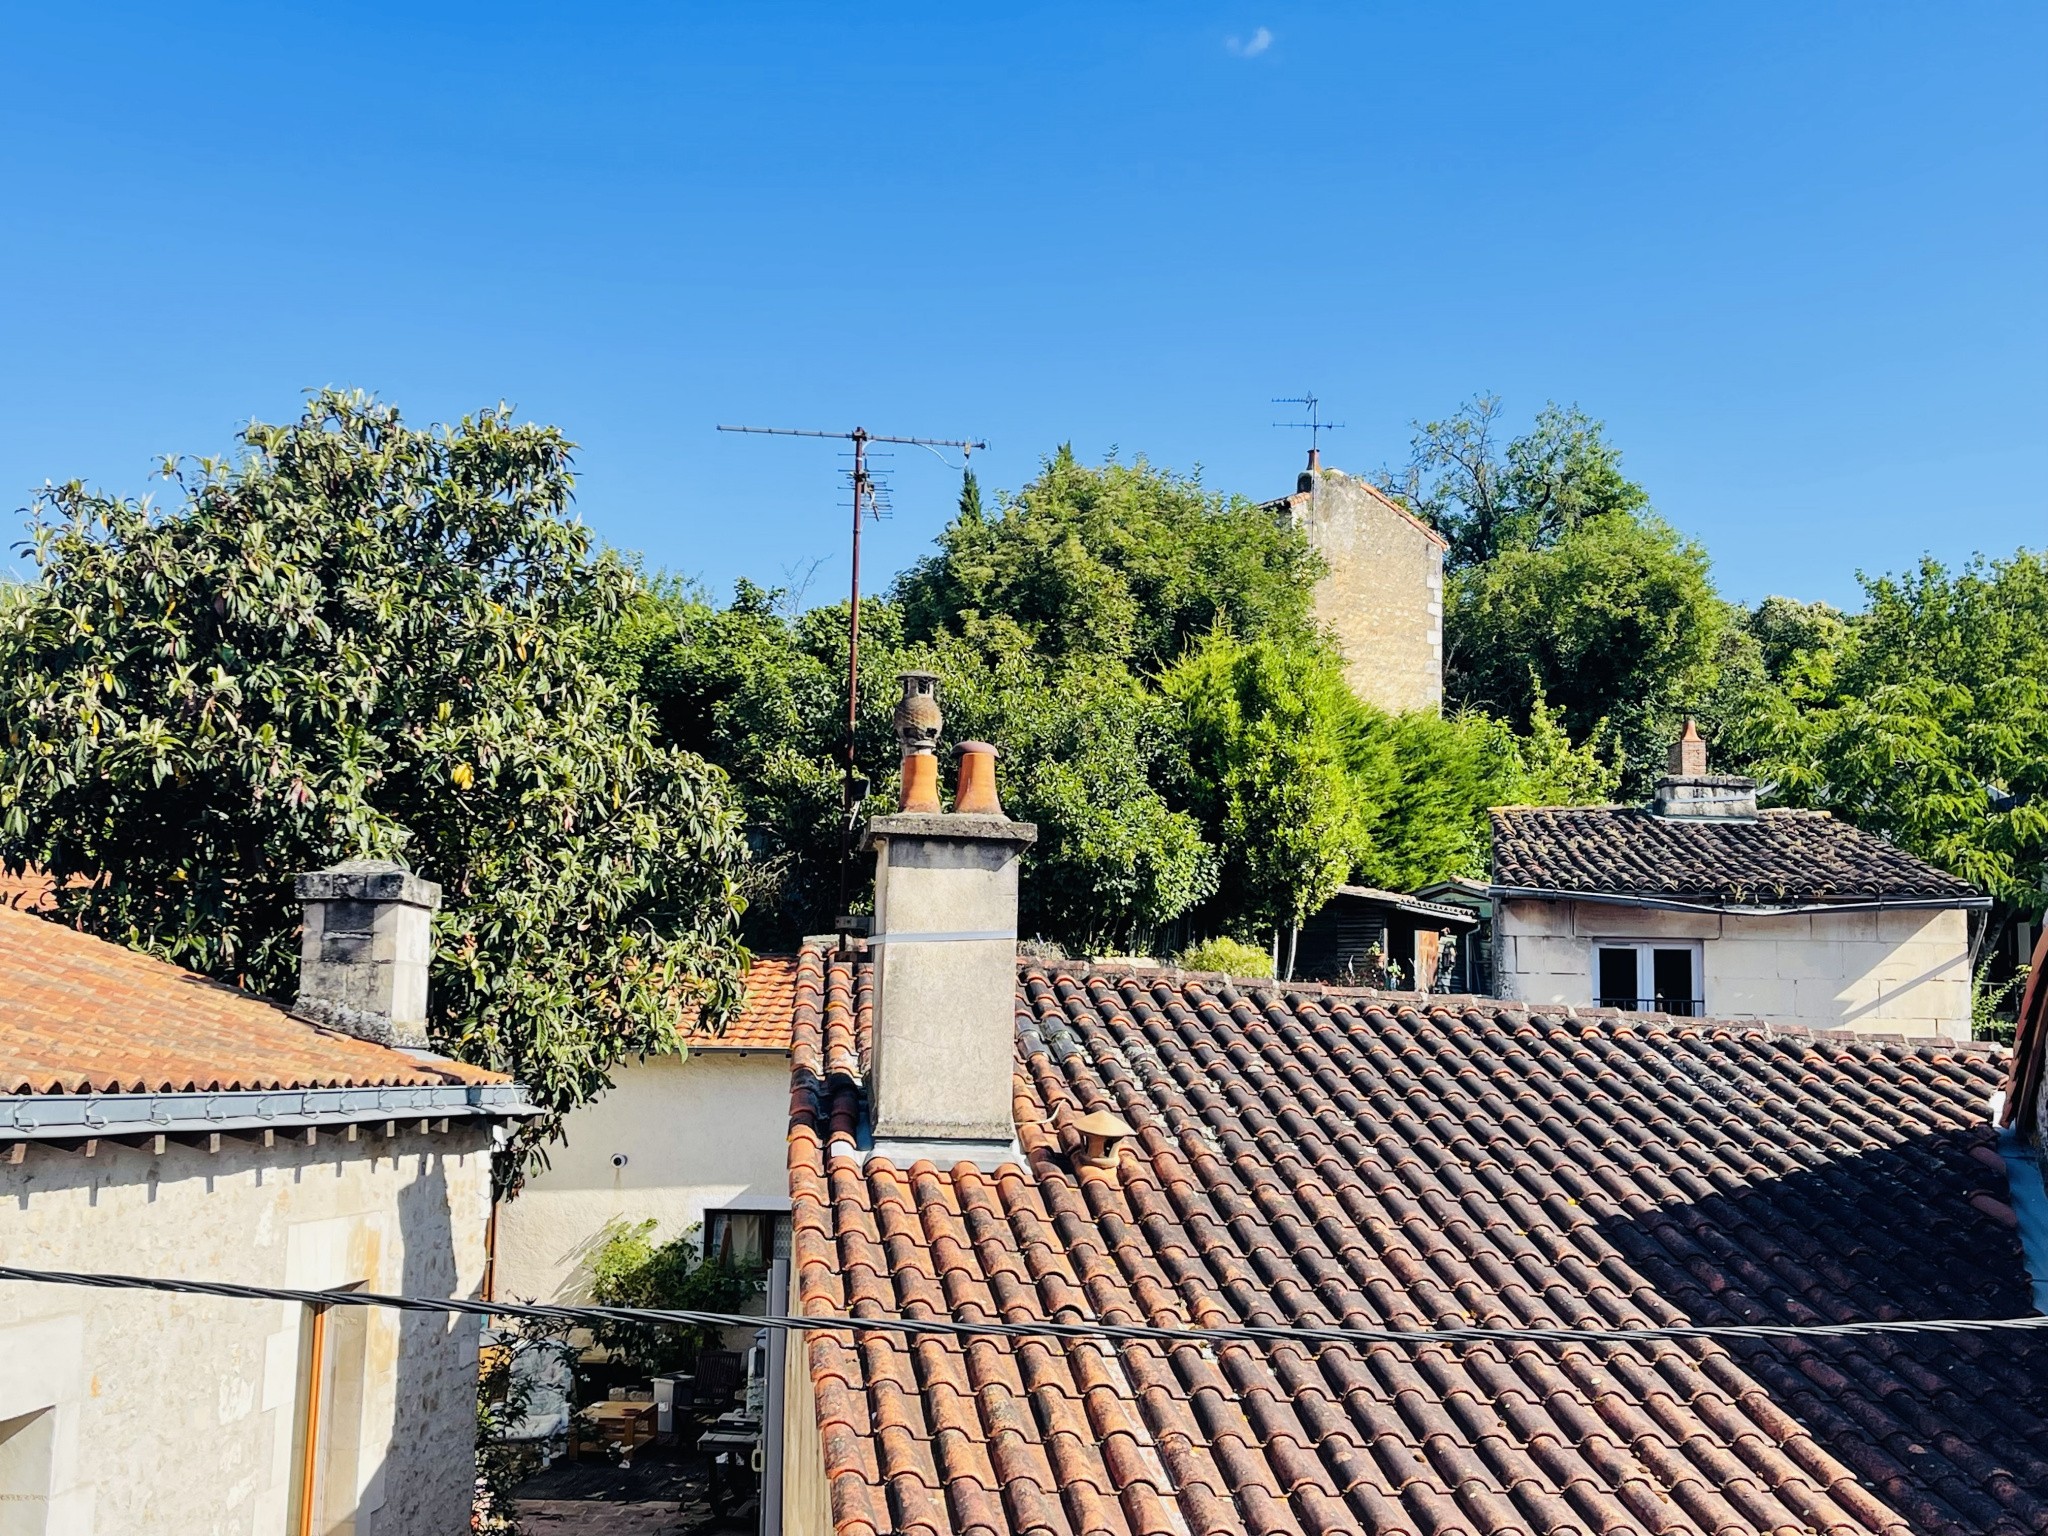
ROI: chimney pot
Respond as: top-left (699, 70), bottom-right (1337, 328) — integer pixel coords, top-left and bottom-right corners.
top-left (893, 671), bottom-right (944, 814)
top-left (292, 859), bottom-right (441, 1048)
top-left (953, 741), bottom-right (1004, 817)
top-left (1669, 717), bottom-right (1709, 778)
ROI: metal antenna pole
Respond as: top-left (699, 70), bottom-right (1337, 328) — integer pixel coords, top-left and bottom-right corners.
top-left (1272, 394), bottom-right (1346, 463)
top-left (715, 423), bottom-right (988, 928)
top-left (844, 428), bottom-right (867, 914)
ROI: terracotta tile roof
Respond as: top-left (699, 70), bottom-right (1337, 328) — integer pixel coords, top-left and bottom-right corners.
top-left (789, 948), bottom-right (2035, 1536)
top-left (679, 954), bottom-right (800, 1052)
top-left (0, 869), bottom-right (59, 911)
top-left (1492, 805), bottom-right (1983, 906)
top-left (0, 904), bottom-right (505, 1094)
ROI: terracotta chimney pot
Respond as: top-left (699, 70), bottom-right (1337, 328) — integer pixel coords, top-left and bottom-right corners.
top-left (954, 740), bottom-right (1004, 817)
top-left (1669, 717), bottom-right (1708, 778)
top-left (893, 671), bottom-right (944, 814)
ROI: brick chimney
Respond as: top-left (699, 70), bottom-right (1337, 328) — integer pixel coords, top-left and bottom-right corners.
top-left (1650, 719), bottom-right (1759, 820)
top-left (292, 860), bottom-right (441, 1048)
top-left (861, 675), bottom-right (1036, 1163)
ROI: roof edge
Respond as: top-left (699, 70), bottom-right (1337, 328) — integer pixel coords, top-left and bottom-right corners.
top-left (1490, 884), bottom-right (1992, 914)
top-left (2, 1083), bottom-right (538, 1139)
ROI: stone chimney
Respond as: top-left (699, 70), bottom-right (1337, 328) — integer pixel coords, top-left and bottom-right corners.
top-left (292, 860), bottom-right (441, 1048)
top-left (1650, 719), bottom-right (1759, 820)
top-left (861, 675), bottom-right (1036, 1163)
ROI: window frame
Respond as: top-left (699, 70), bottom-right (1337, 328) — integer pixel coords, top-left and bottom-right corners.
top-left (1591, 939), bottom-right (1705, 1016)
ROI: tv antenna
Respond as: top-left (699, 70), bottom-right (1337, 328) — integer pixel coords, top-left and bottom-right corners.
top-left (1272, 393), bottom-right (1345, 466)
top-left (715, 424), bottom-right (988, 921)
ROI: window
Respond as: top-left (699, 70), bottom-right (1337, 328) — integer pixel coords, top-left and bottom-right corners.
top-left (1594, 942), bottom-right (1704, 1016)
top-left (0, 1409), bottom-right (53, 1536)
top-left (706, 1203), bottom-right (791, 1270)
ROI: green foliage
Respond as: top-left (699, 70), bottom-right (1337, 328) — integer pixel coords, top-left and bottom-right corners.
top-left (911, 619), bottom-right (1216, 950)
top-left (1723, 552), bottom-right (2048, 910)
top-left (896, 447), bottom-right (1323, 671)
top-left (1174, 935), bottom-right (1275, 978)
top-left (1164, 632), bottom-right (1374, 929)
top-left (1344, 694), bottom-right (1620, 891)
top-left (1446, 512), bottom-right (1728, 791)
top-left (1973, 956), bottom-right (2029, 1044)
top-left (475, 1317), bottom-right (576, 1534)
top-left (584, 1218), bottom-right (760, 1374)
top-left (1379, 396), bottom-right (1650, 573)
top-left (624, 579), bottom-right (885, 940)
top-left (0, 391), bottom-right (750, 1161)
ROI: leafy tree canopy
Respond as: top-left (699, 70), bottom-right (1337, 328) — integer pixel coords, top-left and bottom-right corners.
top-left (1722, 553), bottom-right (2048, 912)
top-left (1379, 396), bottom-right (1650, 573)
top-left (1446, 510), bottom-right (1727, 791)
top-left (0, 390), bottom-right (750, 1158)
top-left (923, 617), bottom-right (1216, 950)
top-left (1163, 632), bottom-right (1377, 931)
top-left (896, 447), bottom-right (1323, 671)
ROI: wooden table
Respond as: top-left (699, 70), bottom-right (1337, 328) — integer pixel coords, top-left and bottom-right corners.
top-left (571, 1399), bottom-right (658, 1464)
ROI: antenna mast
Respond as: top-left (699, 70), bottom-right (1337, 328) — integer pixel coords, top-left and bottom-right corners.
top-left (716, 424), bottom-right (988, 925)
top-left (1272, 393), bottom-right (1345, 470)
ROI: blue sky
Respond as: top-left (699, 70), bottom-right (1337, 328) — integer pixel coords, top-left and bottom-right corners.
top-left (2, 4), bottom-right (2041, 609)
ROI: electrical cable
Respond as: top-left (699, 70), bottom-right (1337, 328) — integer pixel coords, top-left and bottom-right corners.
top-left (6, 1263), bottom-right (2048, 1352)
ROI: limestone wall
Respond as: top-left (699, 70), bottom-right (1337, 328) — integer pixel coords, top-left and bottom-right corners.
top-left (1495, 898), bottom-right (1972, 1039)
top-left (0, 1125), bottom-right (493, 1535)
top-left (1285, 468), bottom-right (1445, 715)
top-left (493, 1050), bottom-right (792, 1303)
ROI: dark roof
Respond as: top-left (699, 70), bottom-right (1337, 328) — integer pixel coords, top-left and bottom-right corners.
top-left (788, 948), bottom-right (2035, 1536)
top-left (1491, 805), bottom-right (1983, 907)
top-left (0, 905), bottom-right (506, 1094)
top-left (1328, 885), bottom-right (1479, 928)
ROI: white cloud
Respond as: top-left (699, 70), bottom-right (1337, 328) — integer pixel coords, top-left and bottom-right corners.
top-left (1226, 26), bottom-right (1273, 57)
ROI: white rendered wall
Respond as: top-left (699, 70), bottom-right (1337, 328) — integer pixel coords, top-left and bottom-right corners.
top-left (493, 1050), bottom-right (791, 1303)
top-left (1494, 898), bottom-right (1972, 1040)
top-left (0, 1127), bottom-right (493, 1536)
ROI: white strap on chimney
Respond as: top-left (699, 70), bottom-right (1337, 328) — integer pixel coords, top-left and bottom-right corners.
top-left (867, 929), bottom-right (1017, 945)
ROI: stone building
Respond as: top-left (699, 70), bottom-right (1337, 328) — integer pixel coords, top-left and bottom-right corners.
top-left (0, 862), bottom-right (532, 1535)
top-left (1489, 722), bottom-right (1988, 1037)
top-left (1269, 448), bottom-right (1446, 714)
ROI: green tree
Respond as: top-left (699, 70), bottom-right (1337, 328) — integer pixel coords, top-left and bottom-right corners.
top-left (915, 619), bottom-right (1216, 950)
top-left (1345, 693), bottom-right (1620, 891)
top-left (624, 581), bottom-right (907, 944)
top-left (1724, 552), bottom-right (2048, 911)
top-left (1379, 396), bottom-right (1650, 573)
top-left (897, 447), bottom-right (1323, 671)
top-left (1164, 632), bottom-right (1374, 938)
top-left (0, 391), bottom-right (750, 1158)
top-left (1446, 512), bottom-right (1728, 790)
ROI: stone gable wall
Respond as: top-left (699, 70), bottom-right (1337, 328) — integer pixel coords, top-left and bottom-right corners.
top-left (1287, 468), bottom-right (1444, 715)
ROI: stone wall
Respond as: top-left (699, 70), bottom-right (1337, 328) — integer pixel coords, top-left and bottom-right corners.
top-left (493, 1050), bottom-right (792, 1302)
top-left (0, 1126), bottom-right (493, 1535)
top-left (1281, 467), bottom-right (1445, 715)
top-left (1495, 898), bottom-right (1972, 1039)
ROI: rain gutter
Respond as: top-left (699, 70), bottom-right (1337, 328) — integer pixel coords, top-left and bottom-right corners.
top-left (0, 1082), bottom-right (537, 1141)
top-left (1490, 886), bottom-right (1992, 917)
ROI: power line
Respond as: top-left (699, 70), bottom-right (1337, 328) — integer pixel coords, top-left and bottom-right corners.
top-left (5, 1263), bottom-right (2045, 1352)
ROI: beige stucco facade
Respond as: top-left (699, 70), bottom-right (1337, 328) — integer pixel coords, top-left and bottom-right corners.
top-left (492, 1049), bottom-right (792, 1303)
top-left (1278, 465), bottom-right (1445, 715)
top-left (1494, 897), bottom-right (1973, 1039)
top-left (0, 1126), bottom-right (492, 1535)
